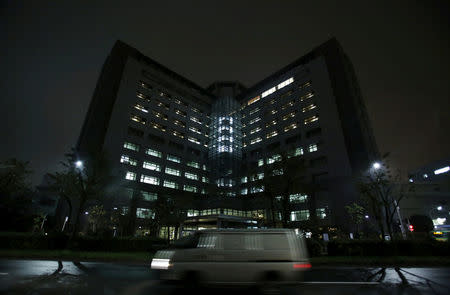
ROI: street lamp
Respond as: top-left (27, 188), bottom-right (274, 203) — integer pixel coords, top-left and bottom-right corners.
top-left (372, 162), bottom-right (381, 170)
top-left (437, 206), bottom-right (442, 211)
top-left (75, 160), bottom-right (83, 169)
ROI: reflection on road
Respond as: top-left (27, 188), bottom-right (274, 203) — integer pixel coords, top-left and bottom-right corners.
top-left (0, 260), bottom-right (449, 295)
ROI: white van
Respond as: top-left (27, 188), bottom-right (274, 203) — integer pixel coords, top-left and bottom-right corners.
top-left (151, 229), bottom-right (310, 287)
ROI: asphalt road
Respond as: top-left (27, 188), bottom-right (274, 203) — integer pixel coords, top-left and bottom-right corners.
top-left (0, 259), bottom-right (449, 295)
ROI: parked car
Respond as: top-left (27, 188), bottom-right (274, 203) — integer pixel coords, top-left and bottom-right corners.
top-left (151, 228), bottom-right (310, 288)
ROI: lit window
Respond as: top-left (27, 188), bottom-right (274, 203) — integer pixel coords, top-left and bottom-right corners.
top-left (282, 111), bottom-right (296, 121)
top-left (247, 95), bottom-right (261, 105)
top-left (149, 121), bottom-right (166, 131)
top-left (302, 103), bottom-right (317, 112)
top-left (241, 188), bottom-right (248, 195)
top-left (187, 161), bottom-right (200, 169)
top-left (125, 171), bottom-right (136, 181)
top-left (175, 109), bottom-right (187, 117)
top-left (189, 126), bottom-right (201, 134)
top-left (185, 172), bottom-right (198, 180)
top-left (165, 167), bottom-right (181, 176)
top-left (152, 110), bottom-right (168, 120)
top-left (293, 147), bottom-right (304, 157)
top-left (173, 119), bottom-right (186, 127)
top-left (249, 107), bottom-right (260, 115)
top-left (299, 81), bottom-right (311, 89)
top-left (174, 98), bottom-right (182, 104)
top-left (289, 193), bottom-right (308, 203)
top-left (139, 81), bottom-right (152, 90)
top-left (250, 137), bottom-right (262, 145)
top-left (316, 208), bottom-right (327, 219)
top-left (241, 176), bottom-right (248, 184)
top-left (130, 114), bottom-right (146, 125)
top-left (266, 130), bottom-right (278, 138)
top-left (249, 117), bottom-right (261, 125)
top-left (434, 166), bottom-right (450, 175)
top-left (304, 115), bottom-right (319, 125)
top-left (300, 92), bottom-right (314, 101)
top-left (167, 154), bottom-right (181, 163)
top-left (134, 104), bottom-right (148, 113)
top-left (140, 174), bottom-right (159, 185)
top-left (183, 185), bottom-right (197, 193)
top-left (277, 77), bottom-right (294, 90)
top-left (172, 130), bottom-right (184, 139)
top-left (191, 107), bottom-right (202, 113)
top-left (262, 87), bottom-right (276, 98)
top-left (284, 123), bottom-right (298, 132)
top-left (140, 191), bottom-right (157, 201)
top-left (250, 185), bottom-right (264, 193)
top-left (159, 91), bottom-right (171, 99)
top-left (267, 154), bottom-right (282, 164)
top-left (266, 119), bottom-right (277, 127)
top-left (120, 155), bottom-right (137, 166)
top-left (142, 161), bottom-right (160, 172)
top-left (250, 126), bottom-right (261, 134)
top-left (272, 168), bottom-right (284, 176)
top-left (308, 144), bottom-right (318, 152)
top-left (269, 99), bottom-right (276, 105)
top-left (146, 148), bottom-right (162, 158)
top-left (188, 136), bottom-right (201, 145)
top-left (282, 100), bottom-right (295, 110)
top-left (163, 180), bottom-right (178, 189)
top-left (137, 91), bottom-right (150, 102)
top-left (123, 142), bottom-right (139, 152)
top-left (258, 159), bottom-right (264, 167)
top-left (190, 116), bottom-right (202, 124)
top-left (290, 210), bottom-right (310, 221)
top-left (136, 208), bottom-right (155, 219)
top-left (270, 109), bottom-right (277, 115)
top-left (202, 176), bottom-right (209, 183)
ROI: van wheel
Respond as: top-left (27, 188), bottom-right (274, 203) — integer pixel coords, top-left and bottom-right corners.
top-left (260, 272), bottom-right (281, 295)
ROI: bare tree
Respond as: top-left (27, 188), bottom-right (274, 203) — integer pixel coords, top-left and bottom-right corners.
top-left (358, 155), bottom-right (413, 241)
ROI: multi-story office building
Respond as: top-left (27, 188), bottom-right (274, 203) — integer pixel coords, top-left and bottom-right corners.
top-left (76, 38), bottom-right (379, 235)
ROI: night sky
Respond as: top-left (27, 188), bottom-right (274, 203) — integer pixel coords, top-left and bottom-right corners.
top-left (1, 1), bottom-right (449, 185)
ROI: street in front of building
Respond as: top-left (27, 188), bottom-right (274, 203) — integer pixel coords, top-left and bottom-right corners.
top-left (1, 259), bottom-right (449, 295)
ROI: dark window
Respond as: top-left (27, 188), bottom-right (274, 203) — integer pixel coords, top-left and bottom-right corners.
top-left (312, 172), bottom-right (328, 183)
top-left (148, 133), bottom-right (165, 144)
top-left (128, 127), bottom-right (144, 138)
top-left (310, 156), bottom-right (327, 168)
top-left (250, 148), bottom-right (262, 157)
top-left (267, 142), bottom-right (280, 151)
top-left (169, 141), bottom-right (184, 151)
top-left (306, 127), bottom-right (322, 138)
top-left (187, 147), bottom-right (201, 156)
top-left (285, 135), bottom-right (300, 144)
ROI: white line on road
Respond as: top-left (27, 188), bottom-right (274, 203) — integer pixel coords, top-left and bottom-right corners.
top-left (302, 281), bottom-right (380, 285)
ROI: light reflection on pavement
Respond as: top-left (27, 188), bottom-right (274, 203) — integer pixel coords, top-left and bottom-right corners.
top-left (0, 260), bottom-right (449, 295)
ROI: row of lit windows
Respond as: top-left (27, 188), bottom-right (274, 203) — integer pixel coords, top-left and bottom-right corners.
top-left (138, 80), bottom-right (207, 117)
top-left (123, 144), bottom-right (208, 172)
top-left (290, 208), bottom-right (326, 221)
top-left (187, 209), bottom-right (265, 219)
top-left (126, 172), bottom-right (204, 193)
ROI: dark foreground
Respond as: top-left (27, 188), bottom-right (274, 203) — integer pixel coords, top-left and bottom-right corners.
top-left (0, 259), bottom-right (449, 295)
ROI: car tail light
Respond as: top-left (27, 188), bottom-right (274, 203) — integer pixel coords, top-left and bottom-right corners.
top-left (293, 263), bottom-right (311, 269)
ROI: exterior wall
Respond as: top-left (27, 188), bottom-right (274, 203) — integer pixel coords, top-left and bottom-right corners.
top-left (76, 38), bottom-right (379, 232)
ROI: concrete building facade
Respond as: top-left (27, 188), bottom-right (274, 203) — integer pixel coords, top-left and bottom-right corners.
top-left (76, 38), bottom-right (379, 235)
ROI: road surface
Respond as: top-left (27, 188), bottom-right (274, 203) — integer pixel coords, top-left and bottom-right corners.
top-left (0, 259), bottom-right (449, 294)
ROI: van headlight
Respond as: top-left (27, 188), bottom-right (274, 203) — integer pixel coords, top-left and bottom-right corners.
top-left (151, 258), bottom-right (172, 270)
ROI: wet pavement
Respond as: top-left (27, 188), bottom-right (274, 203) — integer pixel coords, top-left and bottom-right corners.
top-left (0, 259), bottom-right (449, 294)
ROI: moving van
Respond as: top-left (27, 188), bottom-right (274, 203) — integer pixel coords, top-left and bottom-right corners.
top-left (151, 228), bottom-right (310, 287)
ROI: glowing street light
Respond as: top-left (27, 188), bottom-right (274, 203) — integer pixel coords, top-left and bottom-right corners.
top-left (437, 206), bottom-right (442, 211)
top-left (372, 162), bottom-right (381, 170)
top-left (75, 160), bottom-right (83, 169)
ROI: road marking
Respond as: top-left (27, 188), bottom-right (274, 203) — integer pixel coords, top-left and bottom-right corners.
top-left (302, 281), bottom-right (380, 285)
